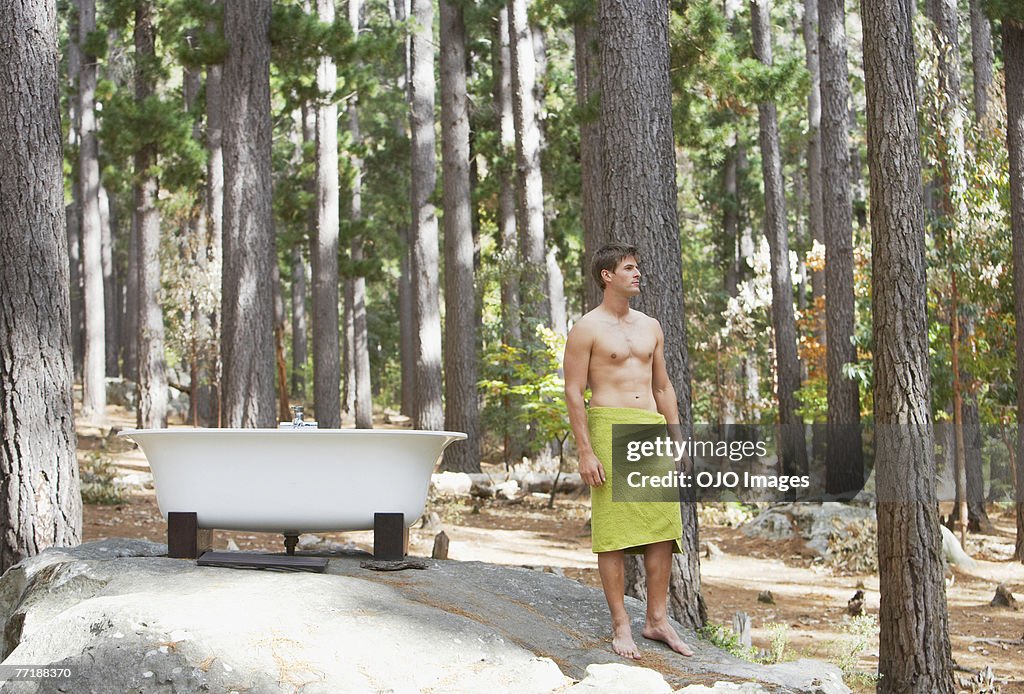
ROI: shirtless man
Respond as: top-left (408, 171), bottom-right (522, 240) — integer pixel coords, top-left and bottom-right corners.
top-left (563, 242), bottom-right (694, 660)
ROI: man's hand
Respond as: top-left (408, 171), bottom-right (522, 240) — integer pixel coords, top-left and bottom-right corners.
top-left (578, 450), bottom-right (607, 487)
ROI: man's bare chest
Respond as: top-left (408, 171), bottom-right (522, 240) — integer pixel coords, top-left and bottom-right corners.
top-left (591, 326), bottom-right (656, 364)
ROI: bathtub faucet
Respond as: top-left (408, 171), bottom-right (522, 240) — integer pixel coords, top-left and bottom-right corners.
top-left (291, 406), bottom-right (308, 428)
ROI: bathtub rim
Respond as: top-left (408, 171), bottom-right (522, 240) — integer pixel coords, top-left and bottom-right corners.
top-left (118, 428), bottom-right (468, 439)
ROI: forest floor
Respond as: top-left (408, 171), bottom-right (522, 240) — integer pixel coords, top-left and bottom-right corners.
top-left (76, 404), bottom-right (1023, 692)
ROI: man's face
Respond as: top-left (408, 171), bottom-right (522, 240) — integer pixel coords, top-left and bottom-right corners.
top-left (603, 255), bottom-right (641, 296)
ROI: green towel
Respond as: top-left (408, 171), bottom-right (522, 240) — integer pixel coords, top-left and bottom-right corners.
top-left (587, 406), bottom-right (683, 554)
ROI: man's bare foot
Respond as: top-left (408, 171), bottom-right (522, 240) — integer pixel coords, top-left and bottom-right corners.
top-left (642, 620), bottom-right (694, 657)
top-left (611, 622), bottom-right (642, 660)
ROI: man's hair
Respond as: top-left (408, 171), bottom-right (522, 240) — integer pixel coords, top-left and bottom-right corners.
top-left (591, 242), bottom-right (639, 289)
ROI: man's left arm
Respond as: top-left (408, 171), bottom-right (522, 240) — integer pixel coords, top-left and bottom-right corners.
top-left (651, 319), bottom-right (683, 445)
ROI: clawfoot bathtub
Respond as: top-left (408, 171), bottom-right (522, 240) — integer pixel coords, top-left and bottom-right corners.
top-left (119, 428), bottom-right (466, 561)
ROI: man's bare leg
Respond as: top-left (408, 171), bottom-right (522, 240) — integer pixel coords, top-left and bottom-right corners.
top-left (641, 540), bottom-right (694, 656)
top-left (597, 550), bottom-right (641, 659)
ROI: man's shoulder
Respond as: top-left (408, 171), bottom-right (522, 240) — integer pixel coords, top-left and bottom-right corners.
top-left (570, 308), bottom-right (604, 331)
top-left (629, 308), bottom-right (661, 328)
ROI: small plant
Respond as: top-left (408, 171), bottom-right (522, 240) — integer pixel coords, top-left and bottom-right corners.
top-left (698, 621), bottom-right (758, 662)
top-left (80, 452), bottom-right (127, 505)
top-left (762, 621), bottom-right (790, 664)
top-left (828, 614), bottom-right (881, 687)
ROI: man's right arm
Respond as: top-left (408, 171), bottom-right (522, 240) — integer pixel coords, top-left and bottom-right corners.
top-left (564, 323), bottom-right (605, 486)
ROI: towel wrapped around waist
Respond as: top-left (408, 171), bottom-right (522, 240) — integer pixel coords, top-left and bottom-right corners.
top-left (587, 406), bottom-right (683, 554)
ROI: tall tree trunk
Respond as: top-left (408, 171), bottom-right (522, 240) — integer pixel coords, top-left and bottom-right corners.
top-left (961, 384), bottom-right (994, 532)
top-left (135, 0), bottom-right (168, 429)
top-left (409, 0), bottom-right (443, 430)
top-left (394, 0), bottom-right (415, 420)
top-left (440, 0), bottom-right (480, 471)
top-left (968, 0), bottom-right (994, 126)
top-left (312, 0), bottom-right (342, 428)
top-left (66, 5), bottom-right (85, 380)
top-left (99, 185), bottom-right (119, 377)
top-left (803, 0), bottom-right (826, 346)
top-left (79, 0), bottom-right (107, 424)
top-left (751, 0), bottom-right (808, 479)
top-left (819, 0), bottom-right (863, 494)
top-left (291, 246), bottom-right (308, 399)
top-left (399, 227), bottom-right (415, 417)
top-left (342, 274), bottom-right (355, 419)
top-left (547, 247), bottom-right (567, 335)
top-left (0, 0), bottom-right (82, 572)
top-left (349, 0), bottom-right (373, 429)
top-left (183, 35), bottom-right (217, 428)
top-left (862, 0), bottom-right (956, 687)
top-left (575, 6), bottom-right (605, 313)
top-left (123, 211), bottom-right (140, 382)
top-left (597, 0), bottom-right (705, 632)
top-left (496, 4), bottom-right (520, 343)
top-left (927, 0), bottom-right (972, 543)
top-left (273, 263), bottom-right (290, 423)
top-left (67, 205), bottom-right (85, 379)
top-left (493, 6), bottom-right (522, 465)
top-left (220, 0), bottom-right (276, 428)
top-left (202, 8), bottom-right (224, 426)
top-left (1005, 17), bottom-right (1024, 563)
top-left (508, 0), bottom-right (549, 330)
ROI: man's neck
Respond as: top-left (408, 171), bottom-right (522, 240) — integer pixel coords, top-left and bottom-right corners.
top-left (601, 292), bottom-right (631, 318)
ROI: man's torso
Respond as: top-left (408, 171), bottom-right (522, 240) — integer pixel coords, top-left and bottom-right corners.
top-left (580, 308), bottom-right (659, 411)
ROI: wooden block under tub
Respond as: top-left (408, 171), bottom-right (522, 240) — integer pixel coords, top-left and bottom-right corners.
top-left (167, 511), bottom-right (213, 559)
top-left (373, 512), bottom-right (409, 561)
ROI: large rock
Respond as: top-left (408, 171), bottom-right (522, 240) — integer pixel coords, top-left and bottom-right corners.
top-left (743, 503), bottom-right (875, 557)
top-left (0, 540), bottom-right (848, 693)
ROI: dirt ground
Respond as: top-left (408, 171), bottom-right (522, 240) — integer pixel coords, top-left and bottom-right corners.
top-left (77, 407), bottom-right (1024, 692)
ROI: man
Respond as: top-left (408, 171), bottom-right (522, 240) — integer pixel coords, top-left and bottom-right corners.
top-left (563, 242), bottom-right (694, 660)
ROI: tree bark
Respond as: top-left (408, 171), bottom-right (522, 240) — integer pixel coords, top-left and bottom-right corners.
top-left (99, 185), bottom-right (119, 377)
top-left (495, 4), bottom-right (521, 346)
top-left (123, 211), bottom-right (140, 382)
top-left (220, 0), bottom-right (276, 428)
top-left (439, 0), bottom-right (480, 471)
top-left (819, 0), bottom-right (863, 494)
top-left (409, 0), bottom-right (443, 430)
top-left (67, 204), bottom-right (85, 378)
top-left (0, 0), bottom-right (82, 572)
top-left (597, 0), bottom-right (705, 631)
top-left (802, 0), bottom-right (826, 346)
top-left (349, 0), bottom-right (373, 430)
top-left (968, 0), bottom-right (994, 126)
top-left (78, 0), bottom-right (106, 424)
top-left (493, 5), bottom-right (523, 466)
top-left (1005, 17), bottom-right (1024, 563)
top-left (751, 0), bottom-right (808, 479)
top-left (343, 275), bottom-right (355, 417)
top-left (862, 0), bottom-right (956, 687)
top-left (575, 7), bottom-right (605, 313)
top-left (311, 0), bottom-right (342, 428)
top-left (926, 0), bottom-right (972, 544)
top-left (202, 7), bottom-right (224, 426)
top-left (508, 0), bottom-right (549, 330)
top-left (547, 247), bottom-right (568, 335)
top-left (393, 0), bottom-right (415, 420)
top-left (135, 0), bottom-right (168, 430)
top-left (961, 387), bottom-right (993, 532)
top-left (291, 246), bottom-right (308, 399)
top-left (273, 263), bottom-right (290, 423)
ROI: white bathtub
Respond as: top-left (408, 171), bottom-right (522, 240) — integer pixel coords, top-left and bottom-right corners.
top-left (119, 428), bottom-right (466, 535)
